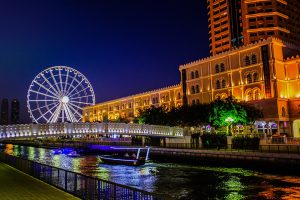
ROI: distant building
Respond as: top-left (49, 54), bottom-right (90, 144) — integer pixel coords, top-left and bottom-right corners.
top-left (83, 85), bottom-right (182, 122)
top-left (0, 99), bottom-right (9, 125)
top-left (11, 99), bottom-right (20, 124)
top-left (207, 0), bottom-right (300, 55)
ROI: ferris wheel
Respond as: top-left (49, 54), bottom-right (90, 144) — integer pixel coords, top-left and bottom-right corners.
top-left (27, 66), bottom-right (95, 123)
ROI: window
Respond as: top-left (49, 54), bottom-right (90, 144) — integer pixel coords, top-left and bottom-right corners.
top-left (253, 89), bottom-right (260, 100)
top-left (253, 72), bottom-right (259, 82)
top-left (247, 73), bottom-right (252, 84)
top-left (244, 56), bottom-right (250, 66)
top-left (196, 99), bottom-right (200, 104)
top-left (221, 79), bottom-right (226, 88)
top-left (251, 54), bottom-right (257, 64)
top-left (177, 93), bottom-right (181, 100)
top-left (191, 86), bottom-right (195, 94)
top-left (220, 63), bottom-right (225, 72)
top-left (196, 85), bottom-right (200, 93)
top-left (191, 71), bottom-right (195, 79)
top-left (192, 100), bottom-right (196, 105)
top-left (216, 80), bottom-right (221, 89)
top-left (215, 64), bottom-right (220, 73)
top-left (246, 91), bottom-right (253, 101)
top-left (195, 70), bottom-right (199, 78)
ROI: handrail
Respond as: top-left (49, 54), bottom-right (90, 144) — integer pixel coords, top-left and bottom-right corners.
top-left (0, 153), bottom-right (165, 200)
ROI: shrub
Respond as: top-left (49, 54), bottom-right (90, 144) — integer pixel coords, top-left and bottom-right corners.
top-left (232, 136), bottom-right (260, 150)
top-left (201, 133), bottom-right (227, 148)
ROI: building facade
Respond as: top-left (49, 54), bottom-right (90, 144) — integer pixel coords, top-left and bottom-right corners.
top-left (208, 0), bottom-right (300, 55)
top-left (83, 37), bottom-right (300, 137)
top-left (180, 37), bottom-right (300, 136)
top-left (83, 85), bottom-right (182, 123)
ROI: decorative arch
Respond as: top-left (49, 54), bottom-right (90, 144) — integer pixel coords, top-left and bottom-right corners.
top-left (244, 56), bottom-right (250, 66)
top-left (220, 63), bottom-right (225, 72)
top-left (196, 85), bottom-right (200, 93)
top-left (253, 71), bottom-right (259, 82)
top-left (195, 70), bottom-right (199, 78)
top-left (215, 64), bottom-right (220, 73)
top-left (191, 86), bottom-right (195, 94)
top-left (221, 79), bottom-right (226, 88)
top-left (191, 71), bottom-right (195, 79)
top-left (251, 54), bottom-right (257, 64)
top-left (216, 80), bottom-right (221, 89)
top-left (245, 87), bottom-right (261, 101)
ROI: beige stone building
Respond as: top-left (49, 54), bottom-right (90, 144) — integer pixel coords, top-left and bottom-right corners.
top-left (83, 85), bottom-right (182, 123)
top-left (180, 37), bottom-right (300, 136)
top-left (83, 37), bottom-right (300, 137)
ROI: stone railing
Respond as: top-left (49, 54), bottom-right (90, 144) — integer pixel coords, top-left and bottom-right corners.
top-left (0, 122), bottom-right (184, 139)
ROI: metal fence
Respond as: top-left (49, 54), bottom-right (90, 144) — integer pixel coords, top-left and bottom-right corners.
top-left (0, 153), bottom-right (164, 200)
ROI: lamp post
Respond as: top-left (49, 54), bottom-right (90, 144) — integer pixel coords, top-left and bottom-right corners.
top-left (225, 117), bottom-right (234, 135)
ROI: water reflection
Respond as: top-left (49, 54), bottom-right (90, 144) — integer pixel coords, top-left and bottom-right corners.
top-left (4, 144), bottom-right (300, 200)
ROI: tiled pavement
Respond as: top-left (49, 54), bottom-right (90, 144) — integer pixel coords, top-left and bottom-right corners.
top-left (0, 162), bottom-right (79, 200)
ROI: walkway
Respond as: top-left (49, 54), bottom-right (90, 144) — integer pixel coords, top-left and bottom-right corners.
top-left (0, 162), bottom-right (79, 200)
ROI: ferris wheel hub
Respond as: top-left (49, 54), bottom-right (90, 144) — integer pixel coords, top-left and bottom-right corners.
top-left (61, 96), bottom-right (70, 104)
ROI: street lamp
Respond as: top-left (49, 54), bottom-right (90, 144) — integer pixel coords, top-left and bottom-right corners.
top-left (225, 117), bottom-right (234, 135)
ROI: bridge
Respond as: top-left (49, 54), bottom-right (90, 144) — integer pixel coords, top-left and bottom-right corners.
top-left (0, 122), bottom-right (184, 140)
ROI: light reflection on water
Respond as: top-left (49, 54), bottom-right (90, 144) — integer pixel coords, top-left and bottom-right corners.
top-left (4, 144), bottom-right (300, 200)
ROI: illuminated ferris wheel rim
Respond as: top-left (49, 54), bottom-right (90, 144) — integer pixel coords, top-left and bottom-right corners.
top-left (27, 66), bottom-right (95, 124)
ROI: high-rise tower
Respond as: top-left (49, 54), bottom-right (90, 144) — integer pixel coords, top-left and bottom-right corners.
top-left (0, 99), bottom-right (9, 125)
top-left (11, 99), bottom-right (20, 124)
top-left (207, 0), bottom-right (300, 55)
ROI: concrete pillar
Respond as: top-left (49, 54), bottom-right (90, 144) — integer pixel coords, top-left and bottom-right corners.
top-left (142, 136), bottom-right (145, 146)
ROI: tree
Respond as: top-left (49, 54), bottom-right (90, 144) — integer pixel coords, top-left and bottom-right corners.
top-left (137, 106), bottom-right (169, 125)
top-left (209, 96), bottom-right (247, 131)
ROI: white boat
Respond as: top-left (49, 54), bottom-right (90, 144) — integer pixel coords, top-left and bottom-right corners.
top-left (99, 147), bottom-right (150, 166)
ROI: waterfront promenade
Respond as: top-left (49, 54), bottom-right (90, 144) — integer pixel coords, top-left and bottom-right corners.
top-left (0, 162), bottom-right (79, 200)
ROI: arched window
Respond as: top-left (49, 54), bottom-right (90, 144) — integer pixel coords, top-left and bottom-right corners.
top-left (220, 63), bottom-right (225, 72)
top-left (253, 89), bottom-right (260, 100)
top-left (177, 92), bottom-right (181, 99)
top-left (247, 73), bottom-right (252, 84)
top-left (191, 71), bottom-right (195, 79)
top-left (216, 80), bottom-right (221, 89)
top-left (244, 56), bottom-right (250, 66)
top-left (253, 72), bottom-right (259, 82)
top-left (251, 54), bottom-right (257, 64)
top-left (195, 70), bottom-right (199, 78)
top-left (215, 64), bottom-right (220, 73)
top-left (191, 86), bottom-right (195, 94)
top-left (192, 99), bottom-right (196, 105)
top-left (282, 107), bottom-right (286, 117)
top-left (246, 90), bottom-right (253, 101)
top-left (196, 99), bottom-right (200, 104)
top-left (221, 79), bottom-right (226, 88)
top-left (196, 85), bottom-right (200, 93)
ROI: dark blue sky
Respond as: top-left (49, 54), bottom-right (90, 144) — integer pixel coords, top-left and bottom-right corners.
top-left (0, 0), bottom-right (209, 122)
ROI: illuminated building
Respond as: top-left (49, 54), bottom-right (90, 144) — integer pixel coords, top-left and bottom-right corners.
top-left (83, 85), bottom-right (182, 123)
top-left (207, 0), bottom-right (300, 55)
top-left (11, 99), bottom-right (20, 124)
top-left (180, 37), bottom-right (300, 136)
top-left (84, 37), bottom-right (300, 136)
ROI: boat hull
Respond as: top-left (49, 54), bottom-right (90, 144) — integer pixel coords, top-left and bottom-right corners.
top-left (99, 156), bottom-right (146, 166)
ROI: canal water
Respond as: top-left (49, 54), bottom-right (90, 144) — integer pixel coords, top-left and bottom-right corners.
top-left (3, 144), bottom-right (300, 199)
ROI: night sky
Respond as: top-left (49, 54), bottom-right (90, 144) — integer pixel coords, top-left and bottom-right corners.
top-left (0, 0), bottom-right (209, 122)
